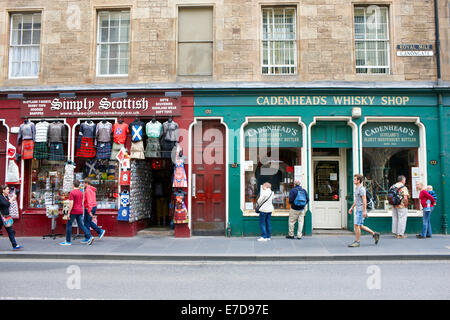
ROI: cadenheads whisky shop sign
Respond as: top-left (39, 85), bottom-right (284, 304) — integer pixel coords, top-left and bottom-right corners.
top-left (21, 96), bottom-right (181, 118)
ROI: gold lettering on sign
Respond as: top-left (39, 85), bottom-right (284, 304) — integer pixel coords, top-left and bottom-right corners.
top-left (256, 96), bottom-right (411, 106)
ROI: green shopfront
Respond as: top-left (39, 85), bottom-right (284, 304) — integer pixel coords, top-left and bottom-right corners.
top-left (190, 87), bottom-right (449, 237)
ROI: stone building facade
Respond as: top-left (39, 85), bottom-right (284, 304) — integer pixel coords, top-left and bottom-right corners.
top-left (0, 0), bottom-right (448, 86)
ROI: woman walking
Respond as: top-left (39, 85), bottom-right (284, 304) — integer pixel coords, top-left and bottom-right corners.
top-left (256, 182), bottom-right (274, 242)
top-left (0, 185), bottom-right (23, 250)
top-left (416, 181), bottom-right (436, 239)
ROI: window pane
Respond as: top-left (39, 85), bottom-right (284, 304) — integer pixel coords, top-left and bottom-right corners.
top-left (32, 29), bottom-right (40, 44)
top-left (110, 44), bottom-right (119, 59)
top-left (100, 27), bottom-right (109, 42)
top-left (119, 59), bottom-right (128, 74)
top-left (22, 30), bottom-right (32, 45)
top-left (120, 19), bottom-right (130, 42)
top-left (109, 58), bottom-right (118, 74)
top-left (11, 29), bottom-right (21, 45)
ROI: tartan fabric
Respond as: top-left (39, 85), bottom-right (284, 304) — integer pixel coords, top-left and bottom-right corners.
top-left (76, 137), bottom-right (96, 158)
top-left (96, 142), bottom-right (112, 160)
top-left (33, 142), bottom-right (48, 160)
top-left (22, 140), bottom-right (35, 160)
top-left (145, 137), bottom-right (161, 158)
top-left (48, 142), bottom-right (65, 161)
top-left (130, 141), bottom-right (145, 159)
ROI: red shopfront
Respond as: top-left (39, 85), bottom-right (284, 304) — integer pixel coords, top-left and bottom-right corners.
top-left (0, 91), bottom-right (193, 237)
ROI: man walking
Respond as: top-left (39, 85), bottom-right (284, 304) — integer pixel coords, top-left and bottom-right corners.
top-left (83, 178), bottom-right (106, 241)
top-left (348, 174), bottom-right (380, 247)
top-left (59, 180), bottom-right (94, 246)
top-left (286, 180), bottom-right (309, 239)
top-left (390, 175), bottom-right (409, 239)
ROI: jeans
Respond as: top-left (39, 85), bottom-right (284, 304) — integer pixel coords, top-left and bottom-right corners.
top-left (259, 212), bottom-right (272, 239)
top-left (0, 218), bottom-right (17, 248)
top-left (66, 214), bottom-right (92, 243)
top-left (83, 207), bottom-right (102, 238)
top-left (421, 207), bottom-right (433, 237)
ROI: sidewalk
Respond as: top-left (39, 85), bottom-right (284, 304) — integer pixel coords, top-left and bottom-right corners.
top-left (1, 234), bottom-right (449, 262)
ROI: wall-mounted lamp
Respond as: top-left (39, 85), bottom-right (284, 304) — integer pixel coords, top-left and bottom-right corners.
top-left (7, 93), bottom-right (24, 100)
top-left (59, 92), bottom-right (77, 99)
top-left (110, 92), bottom-right (128, 99)
top-left (165, 91), bottom-right (182, 99)
top-left (352, 107), bottom-right (362, 119)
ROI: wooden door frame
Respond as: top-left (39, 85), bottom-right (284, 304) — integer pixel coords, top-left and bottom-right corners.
top-left (188, 117), bottom-right (229, 236)
top-left (311, 150), bottom-right (347, 229)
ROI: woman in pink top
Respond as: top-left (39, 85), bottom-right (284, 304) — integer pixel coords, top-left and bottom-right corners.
top-left (416, 181), bottom-right (436, 239)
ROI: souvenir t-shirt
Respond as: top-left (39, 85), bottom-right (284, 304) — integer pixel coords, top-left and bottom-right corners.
top-left (69, 189), bottom-right (84, 215)
top-left (113, 122), bottom-right (129, 145)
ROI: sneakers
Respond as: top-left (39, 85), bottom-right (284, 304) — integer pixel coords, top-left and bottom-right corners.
top-left (257, 237), bottom-right (268, 242)
top-left (373, 233), bottom-right (380, 245)
top-left (416, 234), bottom-right (425, 239)
top-left (285, 235), bottom-right (294, 239)
top-left (348, 241), bottom-right (360, 247)
top-left (98, 229), bottom-right (106, 240)
top-left (81, 236), bottom-right (95, 245)
top-left (59, 241), bottom-right (72, 246)
top-left (12, 245), bottom-right (23, 250)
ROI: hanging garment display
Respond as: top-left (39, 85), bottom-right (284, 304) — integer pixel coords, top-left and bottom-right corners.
top-left (79, 121), bottom-right (96, 139)
top-left (110, 142), bottom-right (124, 161)
top-left (62, 162), bottom-right (76, 193)
top-left (173, 153), bottom-right (187, 188)
top-left (113, 121), bottom-right (129, 145)
top-left (48, 142), bottom-right (65, 161)
top-left (17, 120), bottom-right (36, 145)
top-left (77, 137), bottom-right (96, 158)
top-left (96, 142), bottom-right (112, 160)
top-left (146, 120), bottom-right (162, 138)
top-left (48, 121), bottom-right (67, 161)
top-left (161, 119), bottom-right (179, 158)
top-left (120, 190), bottom-right (130, 207)
top-left (5, 160), bottom-right (20, 184)
top-left (8, 189), bottom-right (19, 219)
top-left (34, 121), bottom-right (50, 160)
top-left (96, 121), bottom-right (113, 143)
top-left (130, 141), bottom-right (145, 159)
top-left (173, 195), bottom-right (188, 224)
top-left (145, 138), bottom-right (161, 158)
top-left (21, 139), bottom-right (35, 160)
top-left (130, 119), bottom-right (145, 143)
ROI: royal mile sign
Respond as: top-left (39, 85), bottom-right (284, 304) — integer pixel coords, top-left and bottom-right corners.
top-left (362, 122), bottom-right (419, 148)
top-left (21, 96), bottom-right (181, 118)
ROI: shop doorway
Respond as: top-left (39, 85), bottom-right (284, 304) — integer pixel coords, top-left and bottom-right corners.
top-left (191, 119), bottom-right (226, 236)
top-left (150, 159), bottom-right (174, 228)
top-left (311, 148), bottom-right (347, 229)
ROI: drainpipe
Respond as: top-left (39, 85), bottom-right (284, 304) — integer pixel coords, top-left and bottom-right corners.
top-left (434, 0), bottom-right (447, 234)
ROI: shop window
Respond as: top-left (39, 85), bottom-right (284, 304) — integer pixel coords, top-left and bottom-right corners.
top-left (362, 122), bottom-right (421, 211)
top-left (244, 122), bottom-right (302, 212)
top-left (30, 160), bottom-right (65, 209)
top-left (74, 120), bottom-right (119, 209)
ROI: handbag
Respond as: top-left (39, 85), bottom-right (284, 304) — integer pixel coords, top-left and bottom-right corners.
top-left (2, 215), bottom-right (13, 228)
top-left (255, 192), bottom-right (273, 214)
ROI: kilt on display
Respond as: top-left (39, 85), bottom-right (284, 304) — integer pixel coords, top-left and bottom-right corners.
top-left (110, 142), bottom-right (123, 161)
top-left (76, 137), bottom-right (96, 158)
top-left (130, 141), bottom-right (145, 159)
top-left (33, 142), bottom-right (48, 160)
top-left (22, 140), bottom-right (35, 160)
top-left (48, 142), bottom-right (65, 161)
top-left (145, 137), bottom-right (161, 158)
top-left (96, 142), bottom-right (112, 160)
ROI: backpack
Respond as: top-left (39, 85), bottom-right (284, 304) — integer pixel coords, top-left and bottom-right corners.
top-left (366, 190), bottom-right (376, 211)
top-left (294, 188), bottom-right (307, 208)
top-left (387, 185), bottom-right (404, 206)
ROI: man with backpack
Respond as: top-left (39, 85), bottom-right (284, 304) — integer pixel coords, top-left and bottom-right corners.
top-left (389, 175), bottom-right (409, 239)
top-left (286, 180), bottom-right (309, 239)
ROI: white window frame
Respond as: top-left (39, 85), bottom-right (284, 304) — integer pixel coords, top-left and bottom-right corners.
top-left (96, 10), bottom-right (130, 77)
top-left (354, 6), bottom-right (390, 75)
top-left (261, 7), bottom-right (297, 75)
top-left (8, 12), bottom-right (41, 79)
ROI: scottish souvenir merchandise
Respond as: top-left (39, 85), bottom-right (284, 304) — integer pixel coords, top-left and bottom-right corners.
top-left (96, 142), bottom-right (112, 159)
top-left (173, 154), bottom-right (187, 188)
top-left (162, 119), bottom-right (179, 142)
top-left (117, 206), bottom-right (130, 221)
top-left (129, 160), bottom-right (152, 223)
top-left (120, 170), bottom-right (131, 186)
top-left (113, 122), bottom-right (129, 145)
top-left (35, 121), bottom-right (50, 143)
top-left (17, 120), bottom-right (36, 145)
top-left (48, 142), bottom-right (65, 161)
top-left (96, 121), bottom-right (113, 143)
top-left (130, 119), bottom-right (145, 142)
top-left (173, 196), bottom-right (188, 224)
top-left (21, 139), bottom-right (35, 160)
top-left (110, 142), bottom-right (123, 161)
top-left (130, 141), bottom-right (145, 159)
top-left (62, 162), bottom-right (76, 193)
top-left (77, 137), bottom-right (96, 158)
top-left (146, 120), bottom-right (162, 138)
top-left (145, 138), bottom-right (161, 158)
top-left (120, 190), bottom-right (130, 207)
top-left (79, 121), bottom-right (96, 139)
top-left (33, 142), bottom-right (48, 160)
top-left (5, 160), bottom-right (20, 184)
top-left (48, 121), bottom-right (67, 144)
